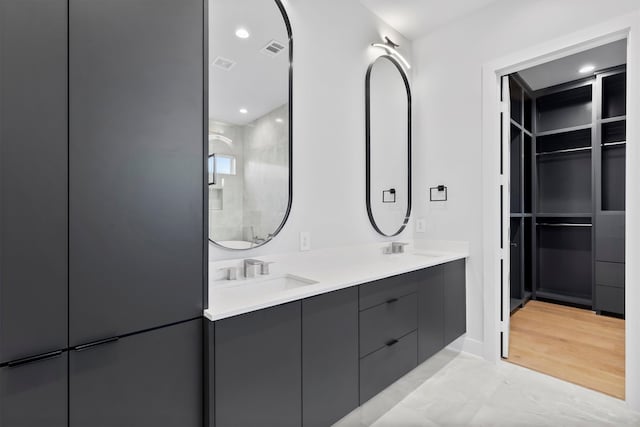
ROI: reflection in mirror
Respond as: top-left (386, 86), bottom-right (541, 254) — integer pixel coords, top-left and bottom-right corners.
top-left (366, 55), bottom-right (411, 237)
top-left (208, 0), bottom-right (292, 250)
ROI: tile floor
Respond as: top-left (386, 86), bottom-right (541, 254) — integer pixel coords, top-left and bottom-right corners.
top-left (334, 350), bottom-right (640, 426)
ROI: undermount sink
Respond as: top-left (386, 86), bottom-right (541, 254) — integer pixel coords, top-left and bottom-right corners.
top-left (218, 274), bottom-right (318, 294)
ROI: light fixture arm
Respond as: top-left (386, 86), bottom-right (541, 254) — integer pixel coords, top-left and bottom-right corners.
top-left (371, 37), bottom-right (412, 70)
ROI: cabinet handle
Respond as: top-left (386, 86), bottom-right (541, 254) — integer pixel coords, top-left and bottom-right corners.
top-left (74, 337), bottom-right (119, 352)
top-left (7, 350), bottom-right (63, 368)
top-left (385, 339), bottom-right (399, 347)
top-left (386, 298), bottom-right (399, 304)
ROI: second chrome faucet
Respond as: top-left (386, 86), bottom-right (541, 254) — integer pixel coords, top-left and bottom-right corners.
top-left (221, 259), bottom-right (273, 280)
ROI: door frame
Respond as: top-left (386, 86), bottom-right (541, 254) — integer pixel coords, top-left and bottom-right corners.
top-left (481, 11), bottom-right (640, 409)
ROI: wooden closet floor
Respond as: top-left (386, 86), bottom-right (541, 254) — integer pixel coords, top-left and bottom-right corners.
top-left (508, 300), bottom-right (625, 399)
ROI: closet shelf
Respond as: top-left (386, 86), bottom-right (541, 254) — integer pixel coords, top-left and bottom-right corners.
top-left (510, 119), bottom-right (533, 137)
top-left (536, 124), bottom-right (592, 138)
top-left (600, 115), bottom-right (626, 124)
top-left (536, 213), bottom-right (592, 218)
top-left (602, 141), bottom-right (626, 147)
top-left (537, 223), bottom-right (592, 227)
top-left (536, 146), bottom-right (591, 156)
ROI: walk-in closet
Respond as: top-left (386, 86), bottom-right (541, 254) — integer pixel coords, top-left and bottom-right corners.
top-left (505, 39), bottom-right (627, 399)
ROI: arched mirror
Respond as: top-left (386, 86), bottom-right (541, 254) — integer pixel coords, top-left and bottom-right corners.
top-left (366, 55), bottom-right (412, 236)
top-left (208, 0), bottom-right (292, 250)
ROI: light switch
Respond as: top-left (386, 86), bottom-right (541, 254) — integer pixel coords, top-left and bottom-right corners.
top-left (416, 218), bottom-right (426, 233)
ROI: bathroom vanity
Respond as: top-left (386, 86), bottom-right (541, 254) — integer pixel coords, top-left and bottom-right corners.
top-left (205, 247), bottom-right (468, 427)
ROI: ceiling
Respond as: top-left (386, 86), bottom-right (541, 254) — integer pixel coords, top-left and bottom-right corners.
top-left (517, 39), bottom-right (627, 91)
top-left (359, 0), bottom-right (500, 40)
top-left (209, 0), bottom-right (289, 126)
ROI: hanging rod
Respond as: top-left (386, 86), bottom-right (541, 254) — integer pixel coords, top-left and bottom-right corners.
top-left (536, 146), bottom-right (591, 156)
top-left (602, 141), bottom-right (626, 147)
top-left (537, 223), bottom-right (592, 227)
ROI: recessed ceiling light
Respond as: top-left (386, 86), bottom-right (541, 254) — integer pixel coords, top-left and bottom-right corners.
top-left (239, 108), bottom-right (248, 114)
top-left (275, 118), bottom-right (283, 123)
top-left (235, 28), bottom-right (250, 39)
top-left (579, 64), bottom-right (596, 74)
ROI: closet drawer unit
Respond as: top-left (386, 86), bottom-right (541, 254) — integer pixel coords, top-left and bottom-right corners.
top-left (595, 285), bottom-right (624, 315)
top-left (359, 272), bottom-right (418, 311)
top-left (359, 331), bottom-right (417, 404)
top-left (359, 293), bottom-right (417, 357)
top-left (595, 262), bottom-right (625, 289)
top-left (596, 214), bottom-right (625, 263)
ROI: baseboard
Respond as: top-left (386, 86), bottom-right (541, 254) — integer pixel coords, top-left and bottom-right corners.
top-left (446, 334), bottom-right (484, 358)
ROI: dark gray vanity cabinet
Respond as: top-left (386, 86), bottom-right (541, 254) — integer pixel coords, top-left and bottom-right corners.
top-left (418, 266), bottom-right (445, 362)
top-left (68, 0), bottom-right (204, 346)
top-left (0, 0), bottom-right (68, 364)
top-left (302, 288), bottom-right (359, 427)
top-left (358, 272), bottom-right (419, 404)
top-left (210, 259), bottom-right (467, 425)
top-left (444, 259), bottom-right (467, 345)
top-left (214, 302), bottom-right (302, 427)
top-left (69, 320), bottom-right (202, 427)
top-left (0, 352), bottom-right (68, 427)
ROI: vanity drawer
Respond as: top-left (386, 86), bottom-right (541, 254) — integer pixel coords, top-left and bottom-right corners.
top-left (595, 285), bottom-right (624, 315)
top-left (595, 262), bottom-right (625, 288)
top-left (596, 213), bottom-right (625, 263)
top-left (359, 330), bottom-right (417, 404)
top-left (359, 293), bottom-right (417, 357)
top-left (359, 272), bottom-right (419, 311)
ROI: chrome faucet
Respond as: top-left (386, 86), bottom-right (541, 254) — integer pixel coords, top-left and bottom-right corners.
top-left (244, 259), bottom-right (264, 278)
top-left (243, 259), bottom-right (274, 278)
top-left (384, 242), bottom-right (409, 254)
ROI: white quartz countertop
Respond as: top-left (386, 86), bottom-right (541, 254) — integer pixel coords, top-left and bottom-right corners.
top-left (204, 241), bottom-right (469, 322)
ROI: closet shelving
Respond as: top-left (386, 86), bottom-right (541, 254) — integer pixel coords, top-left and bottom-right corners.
top-left (509, 75), bottom-right (533, 312)
top-left (510, 66), bottom-right (626, 316)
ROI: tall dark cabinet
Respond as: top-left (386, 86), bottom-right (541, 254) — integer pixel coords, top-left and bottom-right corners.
top-left (0, 0), bottom-right (205, 425)
top-left (1, 1), bottom-right (69, 425)
top-left (0, 0), bottom-right (68, 365)
top-left (69, 0), bottom-right (204, 346)
top-left (594, 70), bottom-right (626, 315)
top-left (510, 66), bottom-right (626, 316)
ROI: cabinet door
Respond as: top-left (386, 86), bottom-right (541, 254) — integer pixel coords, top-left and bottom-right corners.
top-left (0, 0), bottom-right (68, 363)
top-left (444, 259), bottom-right (467, 345)
top-left (69, 320), bottom-right (202, 427)
top-left (302, 288), bottom-right (358, 427)
top-left (0, 352), bottom-right (68, 427)
top-left (418, 266), bottom-right (445, 363)
top-left (215, 303), bottom-right (301, 427)
top-left (69, 0), bottom-right (204, 345)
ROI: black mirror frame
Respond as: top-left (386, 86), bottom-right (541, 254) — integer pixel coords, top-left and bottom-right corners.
top-left (365, 54), bottom-right (412, 237)
top-left (207, 0), bottom-right (293, 251)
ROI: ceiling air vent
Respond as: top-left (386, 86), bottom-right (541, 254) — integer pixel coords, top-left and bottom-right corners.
top-left (212, 56), bottom-right (236, 71)
top-left (261, 40), bottom-right (286, 57)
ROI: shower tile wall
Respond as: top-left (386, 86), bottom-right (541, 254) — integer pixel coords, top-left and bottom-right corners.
top-left (208, 104), bottom-right (288, 243)
top-left (209, 122), bottom-right (245, 241)
top-left (243, 104), bottom-right (289, 241)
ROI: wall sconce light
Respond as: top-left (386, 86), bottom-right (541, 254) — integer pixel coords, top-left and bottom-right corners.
top-left (371, 37), bottom-right (411, 69)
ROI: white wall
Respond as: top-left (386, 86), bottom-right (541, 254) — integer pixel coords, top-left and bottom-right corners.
top-left (209, 0), bottom-right (413, 260)
top-left (411, 0), bottom-right (640, 355)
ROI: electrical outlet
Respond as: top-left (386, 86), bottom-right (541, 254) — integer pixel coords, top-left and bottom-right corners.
top-left (299, 231), bottom-right (311, 251)
top-left (416, 218), bottom-right (426, 233)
